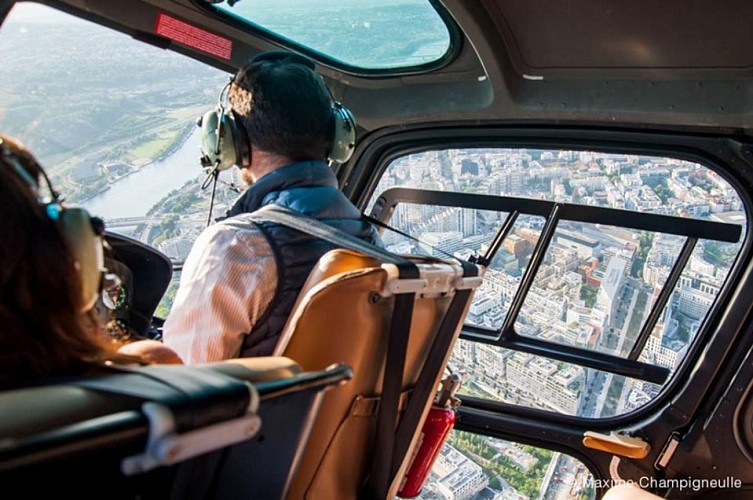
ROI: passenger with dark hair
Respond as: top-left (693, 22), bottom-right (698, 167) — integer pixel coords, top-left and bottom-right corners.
top-left (228, 53), bottom-right (335, 166)
top-left (162, 51), bottom-right (379, 363)
top-left (0, 135), bottom-right (181, 387)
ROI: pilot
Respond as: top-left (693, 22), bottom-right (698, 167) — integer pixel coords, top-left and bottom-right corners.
top-left (162, 51), bottom-right (379, 364)
top-left (0, 134), bottom-right (180, 387)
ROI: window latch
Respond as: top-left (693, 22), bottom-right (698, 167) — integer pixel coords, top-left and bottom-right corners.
top-left (654, 432), bottom-right (681, 470)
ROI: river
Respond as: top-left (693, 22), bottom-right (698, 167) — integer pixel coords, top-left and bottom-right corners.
top-left (83, 129), bottom-right (205, 220)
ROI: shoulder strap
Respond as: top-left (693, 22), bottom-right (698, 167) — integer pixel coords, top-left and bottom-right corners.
top-left (249, 205), bottom-right (411, 268)
top-left (363, 213), bottom-right (469, 265)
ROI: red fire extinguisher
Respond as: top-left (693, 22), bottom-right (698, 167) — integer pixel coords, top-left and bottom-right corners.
top-left (398, 373), bottom-right (463, 498)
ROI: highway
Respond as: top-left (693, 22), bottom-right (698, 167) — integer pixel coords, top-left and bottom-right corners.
top-left (581, 277), bottom-right (645, 418)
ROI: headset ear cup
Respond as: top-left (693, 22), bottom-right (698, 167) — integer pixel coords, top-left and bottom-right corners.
top-left (329, 103), bottom-right (356, 163)
top-left (199, 109), bottom-right (221, 167)
top-left (198, 108), bottom-right (241, 171)
top-left (226, 111), bottom-right (250, 167)
top-left (57, 207), bottom-right (103, 312)
top-left (1, 138), bottom-right (104, 312)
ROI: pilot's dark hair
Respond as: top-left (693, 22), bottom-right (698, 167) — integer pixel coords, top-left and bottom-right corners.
top-left (0, 135), bottom-right (127, 385)
top-left (228, 52), bottom-right (333, 162)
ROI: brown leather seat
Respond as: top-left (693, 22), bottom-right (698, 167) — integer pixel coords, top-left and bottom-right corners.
top-left (274, 249), bottom-right (482, 499)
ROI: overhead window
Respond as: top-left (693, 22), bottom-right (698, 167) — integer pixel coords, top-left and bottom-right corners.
top-left (205, 0), bottom-right (453, 71)
top-left (368, 148), bottom-right (745, 418)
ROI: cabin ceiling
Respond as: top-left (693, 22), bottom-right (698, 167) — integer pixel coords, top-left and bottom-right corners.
top-left (24, 0), bottom-right (753, 136)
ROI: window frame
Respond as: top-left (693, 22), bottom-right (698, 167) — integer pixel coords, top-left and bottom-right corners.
top-left (371, 188), bottom-right (740, 386)
top-left (347, 126), bottom-right (753, 425)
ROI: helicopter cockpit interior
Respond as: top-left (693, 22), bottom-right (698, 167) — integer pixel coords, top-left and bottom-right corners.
top-left (3, 1), bottom-right (753, 499)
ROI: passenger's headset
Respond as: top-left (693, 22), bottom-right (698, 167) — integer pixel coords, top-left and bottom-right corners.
top-left (0, 138), bottom-right (105, 312)
top-left (196, 51), bottom-right (356, 173)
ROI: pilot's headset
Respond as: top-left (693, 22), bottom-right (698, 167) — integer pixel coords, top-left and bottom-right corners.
top-left (196, 51), bottom-right (357, 173)
top-left (0, 137), bottom-right (105, 312)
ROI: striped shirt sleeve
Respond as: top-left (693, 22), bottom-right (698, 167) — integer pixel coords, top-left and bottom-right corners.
top-left (162, 217), bottom-right (276, 364)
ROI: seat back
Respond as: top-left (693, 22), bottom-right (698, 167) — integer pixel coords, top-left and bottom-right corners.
top-left (275, 249), bottom-right (482, 499)
top-left (0, 358), bottom-right (350, 499)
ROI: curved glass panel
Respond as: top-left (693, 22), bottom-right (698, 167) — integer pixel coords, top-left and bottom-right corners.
top-left (212, 0), bottom-right (452, 70)
top-left (0, 3), bottom-right (233, 318)
top-left (369, 148), bottom-right (746, 418)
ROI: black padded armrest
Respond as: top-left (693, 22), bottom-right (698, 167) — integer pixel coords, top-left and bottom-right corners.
top-left (0, 360), bottom-right (353, 498)
top-left (0, 364), bottom-right (256, 474)
top-left (72, 365), bottom-right (252, 433)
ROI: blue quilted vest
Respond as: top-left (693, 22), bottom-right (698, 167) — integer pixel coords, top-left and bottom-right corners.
top-left (225, 161), bottom-right (379, 357)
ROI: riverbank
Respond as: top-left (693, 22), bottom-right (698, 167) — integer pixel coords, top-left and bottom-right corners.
top-left (77, 123), bottom-right (197, 206)
top-left (153, 122), bottom-right (195, 163)
top-left (82, 128), bottom-right (204, 220)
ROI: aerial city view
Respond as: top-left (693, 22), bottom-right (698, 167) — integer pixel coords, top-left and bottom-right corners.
top-left (372, 148), bottom-right (743, 499)
top-left (0, 3), bottom-right (746, 500)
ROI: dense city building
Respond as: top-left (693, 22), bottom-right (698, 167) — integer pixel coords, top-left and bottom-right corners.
top-left (374, 148), bottom-right (742, 498)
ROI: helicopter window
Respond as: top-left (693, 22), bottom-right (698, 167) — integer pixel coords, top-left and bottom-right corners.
top-left (422, 430), bottom-right (595, 499)
top-left (377, 203), bottom-right (544, 331)
top-left (0, 2), bottom-right (237, 315)
top-left (368, 148), bottom-right (745, 418)
top-left (203, 0), bottom-right (454, 72)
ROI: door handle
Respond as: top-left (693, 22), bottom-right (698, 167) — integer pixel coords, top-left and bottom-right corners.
top-left (583, 431), bottom-right (650, 459)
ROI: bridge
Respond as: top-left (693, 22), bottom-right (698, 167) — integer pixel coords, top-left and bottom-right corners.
top-left (105, 216), bottom-right (164, 228)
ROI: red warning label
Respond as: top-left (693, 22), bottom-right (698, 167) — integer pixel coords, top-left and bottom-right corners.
top-left (155, 13), bottom-right (232, 60)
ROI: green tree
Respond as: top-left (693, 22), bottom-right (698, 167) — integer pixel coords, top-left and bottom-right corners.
top-left (653, 180), bottom-right (671, 203)
top-left (160, 215), bottom-right (179, 239)
top-left (631, 231), bottom-right (653, 278)
top-left (581, 285), bottom-right (598, 308)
